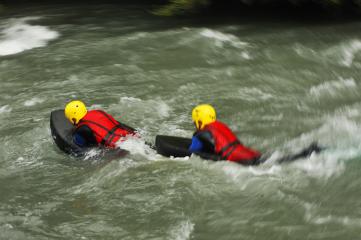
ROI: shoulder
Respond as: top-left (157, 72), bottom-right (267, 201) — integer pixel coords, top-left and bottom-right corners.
top-left (195, 130), bottom-right (214, 143)
top-left (76, 124), bottom-right (93, 132)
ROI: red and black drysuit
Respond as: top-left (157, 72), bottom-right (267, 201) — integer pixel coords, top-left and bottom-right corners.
top-left (73, 110), bottom-right (136, 148)
top-left (191, 121), bottom-right (261, 165)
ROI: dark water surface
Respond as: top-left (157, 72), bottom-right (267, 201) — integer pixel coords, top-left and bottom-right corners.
top-left (1, 4), bottom-right (361, 240)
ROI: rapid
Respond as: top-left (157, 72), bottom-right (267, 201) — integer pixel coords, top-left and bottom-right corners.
top-left (0, 4), bottom-right (361, 240)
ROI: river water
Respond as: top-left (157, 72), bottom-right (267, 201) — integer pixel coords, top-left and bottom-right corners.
top-left (1, 4), bottom-right (361, 240)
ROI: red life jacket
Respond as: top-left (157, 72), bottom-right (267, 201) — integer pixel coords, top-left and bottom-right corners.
top-left (202, 121), bottom-right (261, 164)
top-left (77, 110), bottom-right (135, 148)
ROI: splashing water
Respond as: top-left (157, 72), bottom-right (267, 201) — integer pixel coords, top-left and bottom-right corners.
top-left (0, 17), bottom-right (59, 56)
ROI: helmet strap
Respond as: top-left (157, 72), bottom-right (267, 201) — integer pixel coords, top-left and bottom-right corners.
top-left (198, 120), bottom-right (203, 130)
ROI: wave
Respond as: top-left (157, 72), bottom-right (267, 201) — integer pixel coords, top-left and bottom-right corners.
top-left (200, 29), bottom-right (248, 49)
top-left (294, 39), bottom-right (361, 67)
top-left (118, 96), bottom-right (171, 118)
top-left (319, 39), bottom-right (361, 67)
top-left (109, 96), bottom-right (178, 136)
top-left (24, 97), bottom-right (45, 107)
top-left (115, 136), bottom-right (157, 160)
top-left (304, 202), bottom-right (361, 227)
top-left (238, 87), bottom-right (274, 102)
top-left (339, 39), bottom-right (361, 67)
top-left (0, 105), bottom-right (12, 113)
top-left (281, 109), bottom-right (361, 178)
top-left (122, 27), bottom-right (248, 49)
top-left (169, 220), bottom-right (194, 240)
top-left (0, 17), bottom-right (59, 56)
top-left (118, 27), bottom-right (251, 63)
top-left (309, 77), bottom-right (357, 98)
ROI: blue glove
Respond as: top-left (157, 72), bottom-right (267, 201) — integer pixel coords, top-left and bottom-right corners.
top-left (189, 136), bottom-right (204, 152)
top-left (73, 133), bottom-right (86, 147)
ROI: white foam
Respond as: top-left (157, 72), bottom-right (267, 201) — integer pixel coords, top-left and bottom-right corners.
top-left (304, 202), bottom-right (361, 227)
top-left (0, 17), bottom-right (59, 56)
top-left (282, 113), bottom-right (361, 178)
top-left (24, 97), bottom-right (44, 106)
top-left (317, 114), bottom-right (361, 147)
top-left (116, 136), bottom-right (157, 160)
top-left (88, 104), bottom-right (104, 110)
top-left (339, 39), bottom-right (361, 67)
top-left (119, 96), bottom-right (171, 118)
top-left (218, 163), bottom-right (282, 184)
top-left (292, 151), bottom-right (346, 179)
top-left (72, 158), bottom-right (138, 195)
top-left (84, 149), bottom-right (103, 161)
top-left (200, 29), bottom-right (248, 49)
top-left (169, 155), bottom-right (190, 161)
top-left (293, 43), bottom-right (317, 59)
top-left (14, 156), bottom-right (44, 167)
top-left (238, 87), bottom-right (274, 102)
top-left (248, 165), bottom-right (283, 176)
top-left (169, 220), bottom-right (194, 240)
top-left (309, 77), bottom-right (356, 97)
top-left (155, 101), bottom-right (170, 118)
top-left (158, 124), bottom-right (189, 137)
top-left (125, 32), bottom-right (148, 41)
top-left (3, 224), bottom-right (13, 229)
top-left (0, 105), bottom-right (11, 113)
top-left (120, 96), bottom-right (142, 103)
top-left (241, 51), bottom-right (251, 59)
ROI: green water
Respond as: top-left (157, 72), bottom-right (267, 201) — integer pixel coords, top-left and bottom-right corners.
top-left (1, 4), bottom-right (361, 240)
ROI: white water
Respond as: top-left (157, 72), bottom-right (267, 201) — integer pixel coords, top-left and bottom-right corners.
top-left (24, 97), bottom-right (45, 106)
top-left (0, 17), bottom-right (59, 56)
top-left (0, 105), bottom-right (12, 113)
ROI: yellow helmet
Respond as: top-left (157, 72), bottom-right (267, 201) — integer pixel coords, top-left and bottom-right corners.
top-left (192, 104), bottom-right (216, 130)
top-left (64, 100), bottom-right (87, 125)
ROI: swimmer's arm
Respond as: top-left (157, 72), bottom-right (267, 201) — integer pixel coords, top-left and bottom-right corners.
top-left (73, 125), bottom-right (97, 147)
top-left (189, 131), bottom-right (215, 153)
